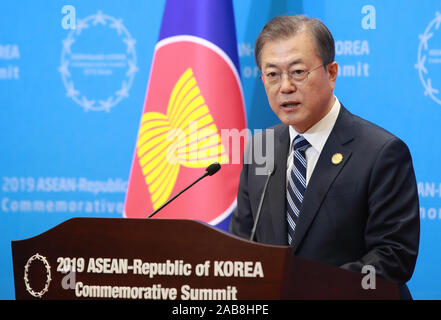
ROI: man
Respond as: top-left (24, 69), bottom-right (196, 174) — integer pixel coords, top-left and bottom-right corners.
top-left (229, 15), bottom-right (420, 299)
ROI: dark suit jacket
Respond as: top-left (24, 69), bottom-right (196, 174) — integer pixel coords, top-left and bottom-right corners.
top-left (230, 105), bottom-right (420, 295)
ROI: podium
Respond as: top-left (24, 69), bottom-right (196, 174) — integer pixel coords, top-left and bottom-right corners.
top-left (11, 218), bottom-right (399, 300)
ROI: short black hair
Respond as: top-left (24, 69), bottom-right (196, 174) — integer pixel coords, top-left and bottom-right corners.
top-left (255, 15), bottom-right (335, 70)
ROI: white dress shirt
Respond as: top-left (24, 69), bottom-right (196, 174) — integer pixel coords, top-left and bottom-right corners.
top-left (286, 96), bottom-right (341, 187)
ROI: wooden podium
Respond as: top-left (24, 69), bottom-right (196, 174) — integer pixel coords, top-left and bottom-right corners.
top-left (11, 218), bottom-right (399, 300)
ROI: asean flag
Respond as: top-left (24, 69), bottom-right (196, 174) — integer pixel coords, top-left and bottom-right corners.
top-left (124, 0), bottom-right (246, 230)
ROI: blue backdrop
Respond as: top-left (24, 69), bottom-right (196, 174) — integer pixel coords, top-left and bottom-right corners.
top-left (1, 0), bottom-right (440, 299)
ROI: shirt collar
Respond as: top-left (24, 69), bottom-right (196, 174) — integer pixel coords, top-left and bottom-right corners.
top-left (289, 96), bottom-right (341, 153)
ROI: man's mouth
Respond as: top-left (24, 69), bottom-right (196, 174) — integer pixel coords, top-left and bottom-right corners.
top-left (280, 101), bottom-right (300, 108)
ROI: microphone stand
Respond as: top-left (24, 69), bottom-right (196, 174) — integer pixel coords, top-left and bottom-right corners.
top-left (147, 172), bottom-right (208, 218)
top-left (249, 166), bottom-right (275, 241)
top-left (147, 162), bottom-right (220, 219)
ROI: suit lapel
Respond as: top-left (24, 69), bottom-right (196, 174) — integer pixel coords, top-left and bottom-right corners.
top-left (292, 106), bottom-right (355, 252)
top-left (265, 125), bottom-right (290, 245)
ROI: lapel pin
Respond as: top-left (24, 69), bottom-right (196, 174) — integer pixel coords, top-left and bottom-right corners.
top-left (332, 153), bottom-right (343, 165)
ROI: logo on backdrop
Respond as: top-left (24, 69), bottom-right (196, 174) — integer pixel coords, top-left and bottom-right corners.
top-left (59, 11), bottom-right (138, 112)
top-left (415, 12), bottom-right (441, 106)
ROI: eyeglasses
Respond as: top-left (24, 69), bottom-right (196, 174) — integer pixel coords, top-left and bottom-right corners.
top-left (262, 64), bottom-right (325, 87)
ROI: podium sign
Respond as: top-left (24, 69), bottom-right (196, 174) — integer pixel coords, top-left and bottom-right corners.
top-left (11, 218), bottom-right (399, 300)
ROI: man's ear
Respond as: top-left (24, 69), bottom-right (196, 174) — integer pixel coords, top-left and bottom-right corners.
top-left (328, 62), bottom-right (338, 82)
top-left (327, 62), bottom-right (338, 91)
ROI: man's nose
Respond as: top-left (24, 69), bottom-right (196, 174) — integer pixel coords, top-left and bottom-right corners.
top-left (279, 74), bottom-right (297, 93)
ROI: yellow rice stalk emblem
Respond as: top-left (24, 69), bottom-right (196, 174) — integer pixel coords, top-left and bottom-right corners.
top-left (136, 68), bottom-right (228, 209)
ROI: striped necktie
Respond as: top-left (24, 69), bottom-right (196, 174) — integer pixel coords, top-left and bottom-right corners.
top-left (286, 135), bottom-right (310, 246)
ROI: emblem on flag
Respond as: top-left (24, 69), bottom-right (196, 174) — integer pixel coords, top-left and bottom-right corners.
top-left (137, 67), bottom-right (228, 210)
top-left (124, 0), bottom-right (246, 226)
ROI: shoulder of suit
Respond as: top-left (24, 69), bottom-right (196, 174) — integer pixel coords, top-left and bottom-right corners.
top-left (265, 123), bottom-right (288, 136)
top-left (247, 123), bottom-right (288, 139)
top-left (341, 106), bottom-right (407, 148)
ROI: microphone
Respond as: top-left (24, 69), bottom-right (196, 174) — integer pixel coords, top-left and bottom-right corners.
top-left (205, 162), bottom-right (221, 176)
top-left (147, 162), bottom-right (221, 218)
top-left (249, 163), bottom-right (276, 241)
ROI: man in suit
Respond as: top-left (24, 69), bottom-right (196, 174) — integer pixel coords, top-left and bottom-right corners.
top-left (229, 15), bottom-right (420, 298)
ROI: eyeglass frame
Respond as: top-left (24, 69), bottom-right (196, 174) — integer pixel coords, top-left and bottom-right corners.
top-left (261, 63), bottom-right (327, 87)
